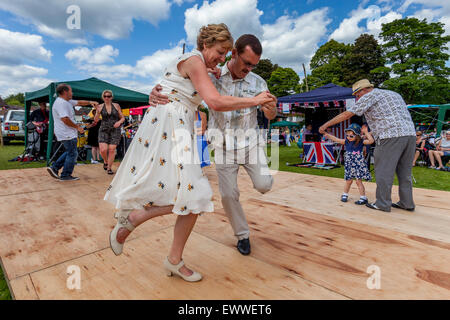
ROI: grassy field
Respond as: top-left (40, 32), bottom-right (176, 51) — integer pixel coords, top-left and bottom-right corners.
top-left (0, 143), bottom-right (448, 300)
top-left (267, 145), bottom-right (450, 192)
top-left (0, 267), bottom-right (11, 300)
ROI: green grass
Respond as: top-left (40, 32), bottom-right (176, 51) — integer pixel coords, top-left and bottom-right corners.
top-left (0, 142), bottom-right (91, 170)
top-left (267, 145), bottom-right (450, 192)
top-left (0, 142), bottom-right (47, 170)
top-left (0, 265), bottom-right (11, 300)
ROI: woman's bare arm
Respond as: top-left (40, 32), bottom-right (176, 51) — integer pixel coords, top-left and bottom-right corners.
top-left (179, 56), bottom-right (274, 111)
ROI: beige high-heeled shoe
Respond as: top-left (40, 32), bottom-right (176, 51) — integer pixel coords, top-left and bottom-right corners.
top-left (109, 210), bottom-right (135, 256)
top-left (164, 257), bottom-right (202, 282)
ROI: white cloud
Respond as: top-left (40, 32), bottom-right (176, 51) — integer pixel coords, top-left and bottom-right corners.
top-left (0, 28), bottom-right (53, 96)
top-left (134, 45), bottom-right (184, 79)
top-left (262, 8), bottom-right (331, 71)
top-left (0, 28), bottom-right (52, 65)
top-left (65, 45), bottom-right (119, 65)
top-left (65, 44), bottom-right (183, 86)
top-left (366, 11), bottom-right (402, 38)
top-left (184, 0), bottom-right (330, 73)
top-left (0, 65), bottom-right (53, 96)
top-left (184, 0), bottom-right (263, 46)
top-left (329, 5), bottom-right (401, 43)
top-left (0, 0), bottom-right (172, 43)
top-left (399, 0), bottom-right (450, 34)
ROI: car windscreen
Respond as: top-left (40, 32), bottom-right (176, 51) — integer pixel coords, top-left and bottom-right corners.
top-left (9, 112), bottom-right (24, 121)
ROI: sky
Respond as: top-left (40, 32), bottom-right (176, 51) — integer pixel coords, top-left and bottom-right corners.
top-left (0, 0), bottom-right (448, 97)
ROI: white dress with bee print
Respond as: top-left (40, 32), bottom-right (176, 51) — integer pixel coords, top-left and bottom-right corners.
top-left (104, 49), bottom-right (214, 215)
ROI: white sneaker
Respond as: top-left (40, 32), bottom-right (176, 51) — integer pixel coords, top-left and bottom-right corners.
top-left (91, 159), bottom-right (99, 164)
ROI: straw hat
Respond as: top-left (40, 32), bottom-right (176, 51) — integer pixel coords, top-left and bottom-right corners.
top-left (352, 79), bottom-right (374, 95)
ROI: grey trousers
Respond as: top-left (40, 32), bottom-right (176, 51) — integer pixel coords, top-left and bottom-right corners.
top-left (215, 146), bottom-right (273, 240)
top-left (373, 135), bottom-right (416, 211)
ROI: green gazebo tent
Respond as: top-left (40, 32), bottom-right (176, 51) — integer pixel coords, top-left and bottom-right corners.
top-left (24, 77), bottom-right (149, 164)
top-left (407, 104), bottom-right (450, 136)
top-left (270, 120), bottom-right (301, 128)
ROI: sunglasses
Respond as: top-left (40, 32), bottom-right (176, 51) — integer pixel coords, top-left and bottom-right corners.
top-left (346, 134), bottom-right (356, 138)
top-left (237, 53), bottom-right (258, 69)
top-left (103, 95), bottom-right (112, 98)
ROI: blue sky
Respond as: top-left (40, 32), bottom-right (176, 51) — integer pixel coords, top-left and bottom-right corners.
top-left (0, 0), bottom-right (448, 97)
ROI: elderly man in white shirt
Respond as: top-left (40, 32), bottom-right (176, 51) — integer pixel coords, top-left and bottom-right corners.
top-left (47, 83), bottom-right (98, 181)
top-left (320, 79), bottom-right (416, 212)
top-left (150, 34), bottom-right (277, 255)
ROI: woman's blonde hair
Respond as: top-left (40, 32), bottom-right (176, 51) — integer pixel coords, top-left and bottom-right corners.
top-left (197, 23), bottom-right (233, 51)
top-left (102, 90), bottom-right (113, 98)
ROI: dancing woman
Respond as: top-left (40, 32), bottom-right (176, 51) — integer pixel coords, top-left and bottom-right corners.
top-left (105, 23), bottom-right (275, 282)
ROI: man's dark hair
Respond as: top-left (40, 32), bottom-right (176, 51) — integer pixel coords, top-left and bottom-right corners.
top-left (56, 83), bottom-right (71, 96)
top-left (235, 34), bottom-right (262, 56)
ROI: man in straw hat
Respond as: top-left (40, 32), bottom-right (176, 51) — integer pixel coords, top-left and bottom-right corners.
top-left (319, 79), bottom-right (416, 212)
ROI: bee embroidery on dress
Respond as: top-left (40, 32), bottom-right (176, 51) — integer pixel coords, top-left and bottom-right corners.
top-left (168, 99), bottom-right (173, 103)
top-left (179, 118), bottom-right (185, 125)
top-left (150, 157), bottom-right (154, 162)
top-left (158, 181), bottom-right (165, 189)
top-left (151, 117), bottom-right (158, 124)
top-left (180, 206), bottom-right (187, 212)
top-left (131, 166), bottom-right (136, 174)
top-left (171, 89), bottom-right (178, 94)
top-left (177, 163), bottom-right (183, 170)
top-left (165, 72), bottom-right (171, 77)
top-left (144, 140), bottom-right (149, 147)
top-left (107, 185), bottom-right (112, 191)
top-left (138, 137), bottom-right (142, 143)
top-left (162, 132), bottom-right (167, 140)
top-left (184, 145), bottom-right (190, 152)
top-left (143, 201), bottom-right (154, 209)
top-left (177, 182), bottom-right (181, 189)
top-left (174, 97), bottom-right (181, 102)
top-left (187, 184), bottom-right (194, 191)
top-left (146, 108), bottom-right (151, 113)
top-left (185, 109), bottom-right (188, 114)
top-left (191, 91), bottom-right (198, 97)
top-left (191, 133), bottom-right (194, 140)
top-left (160, 157), bottom-right (166, 166)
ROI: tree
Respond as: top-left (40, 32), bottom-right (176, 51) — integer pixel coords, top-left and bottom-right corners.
top-left (306, 39), bottom-right (351, 89)
top-left (379, 18), bottom-right (450, 104)
top-left (341, 34), bottom-right (390, 86)
top-left (267, 67), bottom-right (300, 97)
top-left (4, 93), bottom-right (25, 106)
top-left (252, 58), bottom-right (278, 82)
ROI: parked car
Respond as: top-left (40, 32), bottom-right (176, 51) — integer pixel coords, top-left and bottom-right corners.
top-left (1, 109), bottom-right (25, 144)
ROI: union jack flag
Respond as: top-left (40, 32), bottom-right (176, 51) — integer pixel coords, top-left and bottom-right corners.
top-left (303, 142), bottom-right (336, 165)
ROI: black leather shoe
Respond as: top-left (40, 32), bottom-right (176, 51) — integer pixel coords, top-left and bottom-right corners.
top-left (237, 238), bottom-right (251, 255)
top-left (391, 202), bottom-right (415, 211)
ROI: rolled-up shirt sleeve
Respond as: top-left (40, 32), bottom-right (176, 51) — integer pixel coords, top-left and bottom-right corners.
top-left (347, 94), bottom-right (373, 116)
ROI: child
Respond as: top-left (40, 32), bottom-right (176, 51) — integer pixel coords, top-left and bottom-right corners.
top-left (323, 123), bottom-right (374, 205)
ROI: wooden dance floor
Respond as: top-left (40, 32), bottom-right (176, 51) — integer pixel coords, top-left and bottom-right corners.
top-left (0, 164), bottom-right (449, 299)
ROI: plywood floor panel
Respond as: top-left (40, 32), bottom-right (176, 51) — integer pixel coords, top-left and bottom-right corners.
top-left (193, 200), bottom-right (450, 299)
top-left (28, 228), bottom-right (346, 300)
top-left (1, 164), bottom-right (449, 299)
top-left (249, 183), bottom-right (450, 243)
